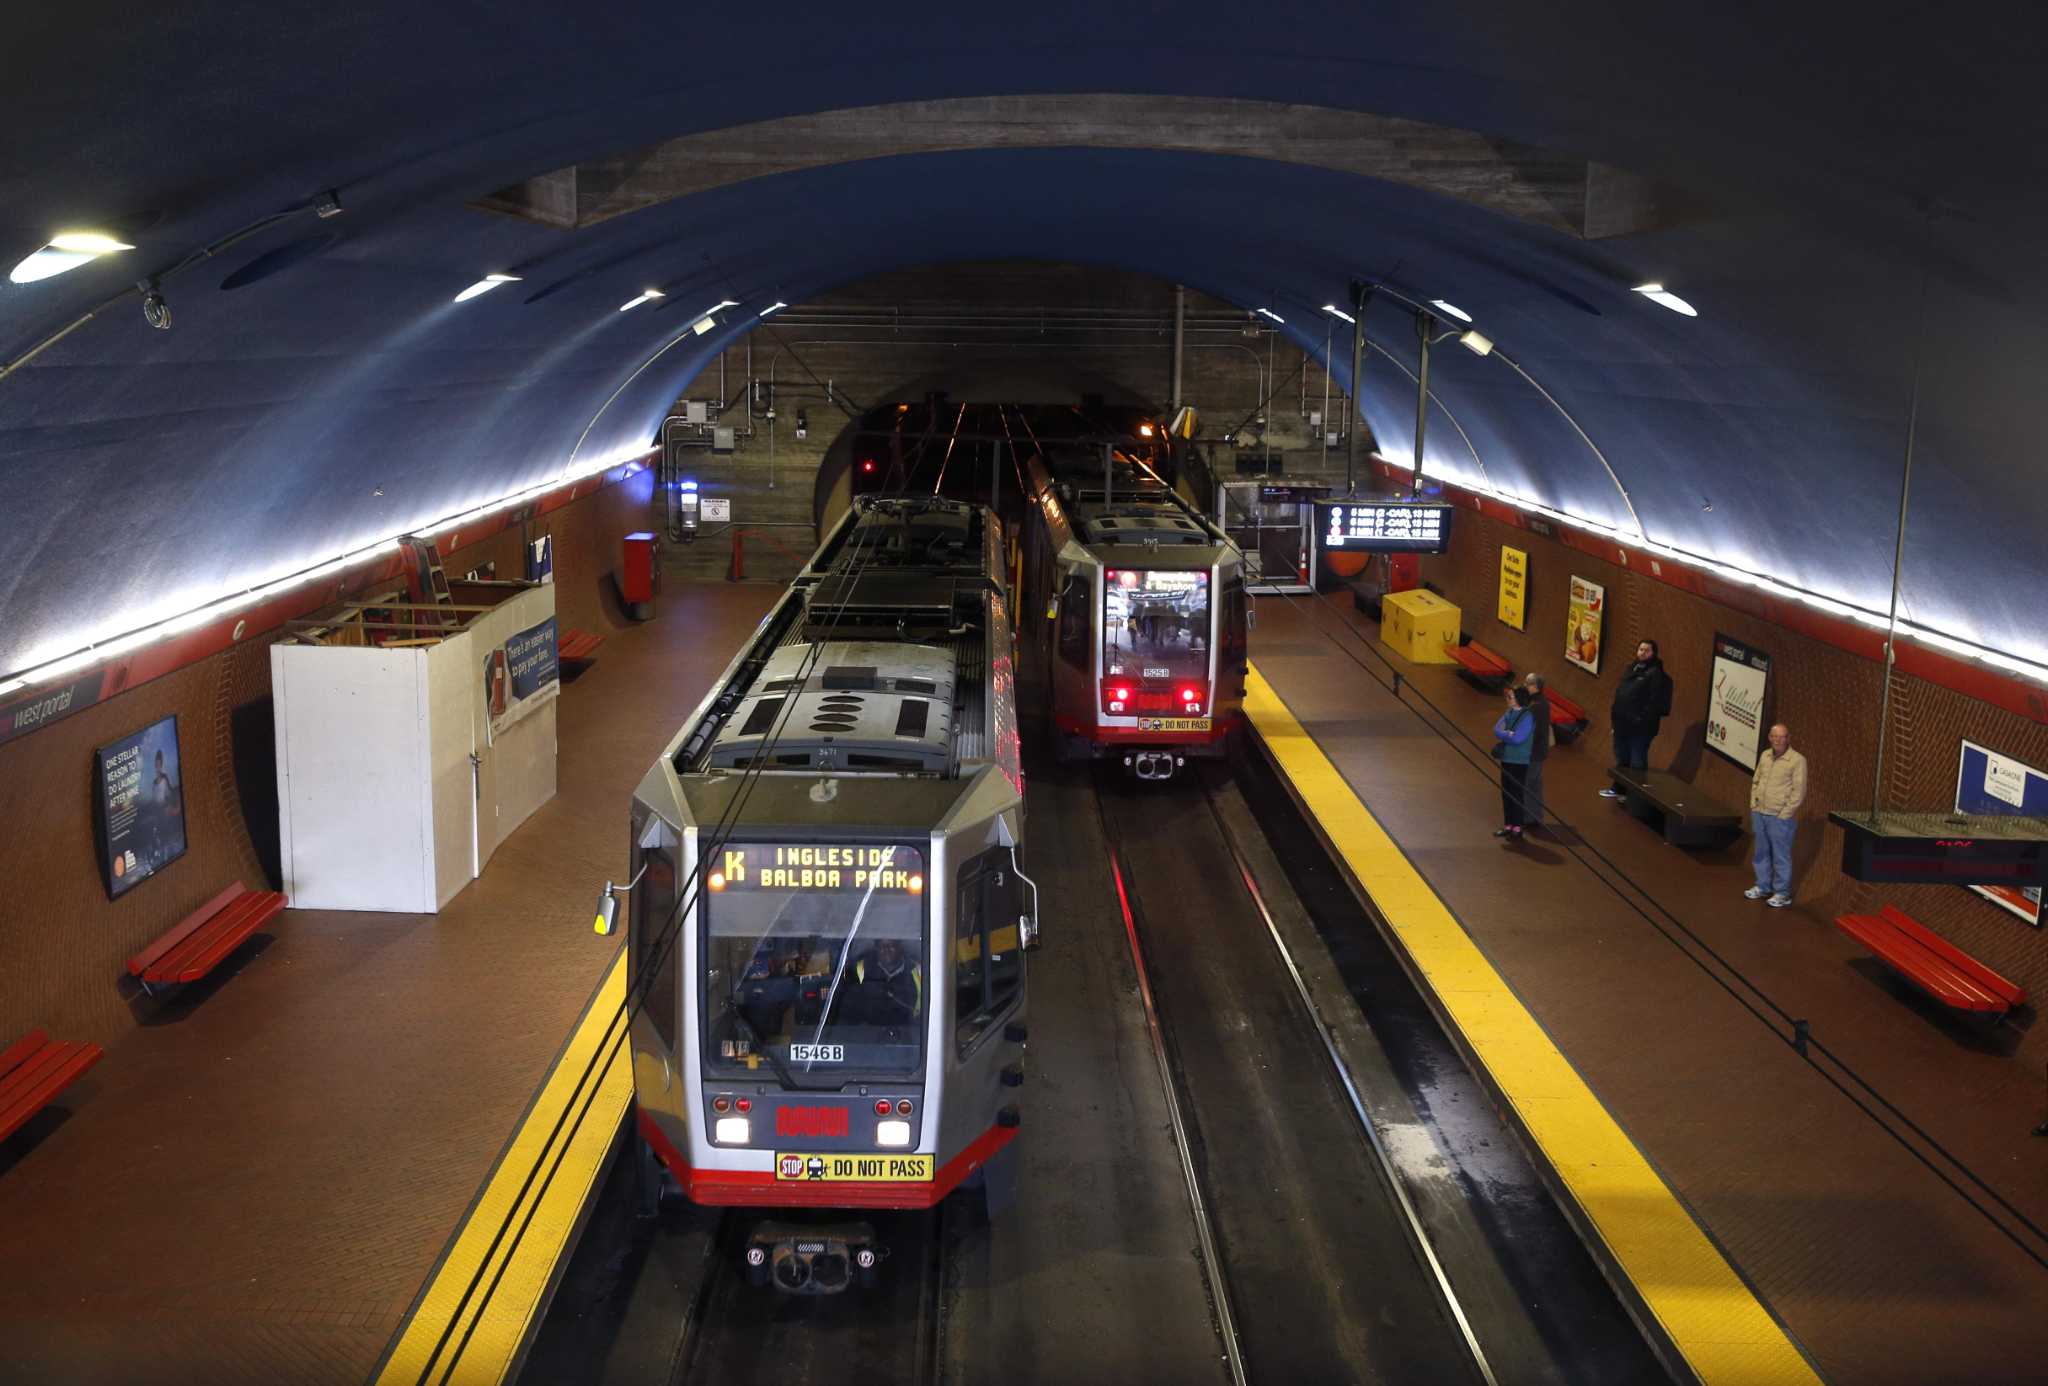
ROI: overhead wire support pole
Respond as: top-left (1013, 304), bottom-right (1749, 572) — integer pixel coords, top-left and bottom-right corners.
top-left (1412, 309), bottom-right (1434, 502)
top-left (1871, 218), bottom-right (1936, 826)
top-left (1346, 281), bottom-right (1371, 496)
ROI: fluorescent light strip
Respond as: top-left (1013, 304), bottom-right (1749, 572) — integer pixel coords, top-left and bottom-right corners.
top-left (1430, 299), bottom-right (1472, 323)
top-left (758, 301), bottom-right (788, 317)
top-left (1369, 452), bottom-right (2048, 685)
top-left (3, 443), bottom-right (657, 691)
top-left (453, 272), bottom-right (521, 304)
top-left (1320, 304), bottom-right (1355, 324)
top-left (618, 288), bottom-right (665, 313)
top-left (1255, 307), bottom-right (1285, 325)
top-left (1632, 283), bottom-right (1698, 317)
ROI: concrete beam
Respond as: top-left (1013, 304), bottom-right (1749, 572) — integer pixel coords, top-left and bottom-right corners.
top-left (476, 94), bottom-right (1667, 239)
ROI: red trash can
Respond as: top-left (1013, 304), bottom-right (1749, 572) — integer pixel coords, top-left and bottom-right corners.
top-left (622, 531), bottom-right (658, 620)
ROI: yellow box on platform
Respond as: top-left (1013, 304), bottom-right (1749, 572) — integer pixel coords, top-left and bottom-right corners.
top-left (1381, 589), bottom-right (1461, 663)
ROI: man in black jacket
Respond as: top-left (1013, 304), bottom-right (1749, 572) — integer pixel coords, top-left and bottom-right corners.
top-left (1599, 640), bottom-right (1674, 797)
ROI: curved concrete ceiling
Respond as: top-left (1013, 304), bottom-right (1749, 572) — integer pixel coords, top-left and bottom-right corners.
top-left (2, 1), bottom-right (2045, 681)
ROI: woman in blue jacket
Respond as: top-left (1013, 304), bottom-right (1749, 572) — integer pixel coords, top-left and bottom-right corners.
top-left (1492, 687), bottom-right (1536, 840)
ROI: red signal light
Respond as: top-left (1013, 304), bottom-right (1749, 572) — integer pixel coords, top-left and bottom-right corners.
top-left (875, 1099), bottom-right (892, 1116)
top-left (860, 460), bottom-right (876, 473)
top-left (1113, 687), bottom-right (1131, 702)
top-left (1179, 686), bottom-right (1199, 702)
top-left (713, 1095), bottom-right (730, 1113)
top-left (896, 1099), bottom-right (912, 1115)
top-left (735, 1097), bottom-right (752, 1113)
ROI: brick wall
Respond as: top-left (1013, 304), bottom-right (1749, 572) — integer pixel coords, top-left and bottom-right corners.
top-left (1422, 511), bottom-right (2048, 1024)
top-left (0, 475), bottom-right (655, 1050)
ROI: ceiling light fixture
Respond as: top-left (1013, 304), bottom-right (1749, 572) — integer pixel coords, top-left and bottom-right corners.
top-left (1457, 329), bottom-right (1494, 356)
top-left (758, 301), bottom-right (788, 318)
top-left (453, 272), bottom-right (521, 303)
top-left (1632, 283), bottom-right (1698, 317)
top-left (1430, 299), bottom-right (1472, 323)
top-left (1255, 307), bottom-right (1285, 325)
top-left (1320, 303), bottom-right (1355, 324)
top-left (8, 230), bottom-right (136, 285)
top-left (692, 316), bottom-right (717, 336)
top-left (618, 288), bottom-right (665, 313)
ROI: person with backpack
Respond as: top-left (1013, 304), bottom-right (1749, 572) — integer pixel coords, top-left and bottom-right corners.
top-left (1599, 639), bottom-right (1674, 797)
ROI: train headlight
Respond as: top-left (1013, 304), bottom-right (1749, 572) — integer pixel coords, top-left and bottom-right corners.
top-left (876, 1119), bottom-right (912, 1148)
top-left (715, 1116), bottom-right (752, 1145)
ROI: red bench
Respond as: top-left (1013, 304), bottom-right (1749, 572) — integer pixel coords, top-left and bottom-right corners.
top-left (558, 628), bottom-right (606, 666)
top-left (1544, 689), bottom-right (1591, 743)
top-left (2, 1029), bottom-right (103, 1146)
top-left (127, 883), bottom-right (287, 994)
top-left (1834, 905), bottom-right (2026, 1020)
top-left (1444, 639), bottom-right (1513, 692)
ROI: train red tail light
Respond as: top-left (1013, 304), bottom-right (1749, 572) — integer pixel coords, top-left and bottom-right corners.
top-left (735, 1097), bottom-right (752, 1113)
top-left (713, 1095), bottom-right (731, 1113)
top-left (896, 1099), bottom-right (912, 1115)
top-left (1113, 687), bottom-right (1131, 703)
top-left (875, 1099), bottom-right (892, 1116)
top-left (860, 459), bottom-right (876, 473)
top-left (1179, 686), bottom-right (1199, 703)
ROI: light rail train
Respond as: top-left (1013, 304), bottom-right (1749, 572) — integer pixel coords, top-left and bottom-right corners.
top-left (609, 495), bottom-right (1033, 1293)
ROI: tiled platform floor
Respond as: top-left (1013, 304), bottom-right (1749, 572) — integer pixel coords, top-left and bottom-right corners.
top-left (0, 584), bottom-right (780, 1386)
top-left (1252, 592), bottom-right (2048, 1386)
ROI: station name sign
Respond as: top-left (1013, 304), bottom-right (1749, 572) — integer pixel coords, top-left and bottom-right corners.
top-left (709, 842), bottom-right (925, 894)
top-left (1315, 500), bottom-right (1454, 554)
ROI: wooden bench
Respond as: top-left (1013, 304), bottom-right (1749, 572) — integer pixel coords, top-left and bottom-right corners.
top-left (127, 883), bottom-right (287, 994)
top-left (1444, 639), bottom-right (1513, 692)
top-left (2, 1029), bottom-right (103, 1146)
top-left (1604, 767), bottom-right (1743, 848)
top-left (1544, 689), bottom-right (1591, 743)
top-left (558, 628), bottom-right (606, 667)
top-left (1835, 906), bottom-right (2026, 1020)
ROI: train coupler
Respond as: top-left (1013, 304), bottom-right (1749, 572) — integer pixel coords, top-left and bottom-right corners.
top-left (745, 1220), bottom-right (881, 1294)
top-left (1126, 750), bottom-right (1184, 780)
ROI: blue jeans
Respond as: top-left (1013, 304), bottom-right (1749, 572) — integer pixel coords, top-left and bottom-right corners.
top-left (1752, 811), bottom-right (1796, 896)
top-left (1612, 728), bottom-right (1652, 770)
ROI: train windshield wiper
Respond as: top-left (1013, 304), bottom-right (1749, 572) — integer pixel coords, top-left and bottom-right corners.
top-left (716, 995), bottom-right (798, 1088)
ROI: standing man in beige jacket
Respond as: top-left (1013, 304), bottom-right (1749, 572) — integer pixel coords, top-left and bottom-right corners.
top-left (1745, 723), bottom-right (1807, 907)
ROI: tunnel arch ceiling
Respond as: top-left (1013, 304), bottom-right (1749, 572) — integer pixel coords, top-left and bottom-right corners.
top-left (4, 5), bottom-right (2047, 683)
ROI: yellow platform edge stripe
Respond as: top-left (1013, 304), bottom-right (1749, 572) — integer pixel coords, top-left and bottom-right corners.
top-left (376, 948), bottom-right (632, 1386)
top-left (1243, 664), bottom-right (1820, 1386)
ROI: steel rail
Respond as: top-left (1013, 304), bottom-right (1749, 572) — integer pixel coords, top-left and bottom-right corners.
top-left (1101, 833), bottom-right (1250, 1386)
top-left (1205, 788), bottom-right (1499, 1386)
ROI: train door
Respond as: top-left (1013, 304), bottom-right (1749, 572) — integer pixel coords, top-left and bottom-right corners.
top-left (1219, 572), bottom-right (1249, 707)
top-left (1051, 567), bottom-right (1094, 747)
top-left (949, 844), bottom-right (1026, 1212)
top-left (629, 814), bottom-right (685, 1129)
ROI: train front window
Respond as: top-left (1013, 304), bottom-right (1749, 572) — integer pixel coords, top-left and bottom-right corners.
top-left (702, 842), bottom-right (927, 1087)
top-left (1104, 569), bottom-right (1210, 683)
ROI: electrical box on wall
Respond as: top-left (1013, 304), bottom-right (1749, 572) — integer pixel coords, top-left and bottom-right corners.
top-left (686, 400), bottom-right (708, 425)
top-left (713, 427), bottom-right (735, 452)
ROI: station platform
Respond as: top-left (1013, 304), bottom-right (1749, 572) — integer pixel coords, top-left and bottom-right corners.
top-left (0, 584), bottom-right (781, 1385)
top-left (1247, 591), bottom-right (2048, 1386)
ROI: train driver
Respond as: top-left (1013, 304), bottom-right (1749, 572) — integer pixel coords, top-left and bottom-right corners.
top-left (850, 936), bottom-right (923, 1029)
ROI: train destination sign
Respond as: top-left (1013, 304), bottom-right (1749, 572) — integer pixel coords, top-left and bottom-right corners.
top-left (1315, 500), bottom-right (1454, 554)
top-left (708, 842), bottom-right (925, 894)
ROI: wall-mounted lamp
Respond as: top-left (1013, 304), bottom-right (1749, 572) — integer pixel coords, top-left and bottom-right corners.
top-left (1632, 282), bottom-right (1698, 317)
top-left (1457, 329), bottom-right (1494, 357)
top-left (8, 231), bottom-right (136, 285)
top-left (454, 272), bottom-right (521, 303)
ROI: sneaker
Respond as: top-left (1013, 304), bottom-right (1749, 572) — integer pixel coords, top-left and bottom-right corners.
top-left (1744, 886), bottom-right (1768, 900)
top-left (1768, 894), bottom-right (1793, 908)
top-left (1598, 787), bottom-right (1625, 799)
top-left (1492, 827), bottom-right (1512, 838)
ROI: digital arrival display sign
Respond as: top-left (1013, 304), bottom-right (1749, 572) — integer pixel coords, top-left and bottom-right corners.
top-left (1315, 500), bottom-right (1455, 554)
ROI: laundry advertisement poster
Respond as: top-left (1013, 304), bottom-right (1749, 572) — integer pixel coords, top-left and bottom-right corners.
top-left (1706, 634), bottom-right (1772, 770)
top-left (1564, 576), bottom-right (1604, 674)
top-left (95, 714), bottom-right (187, 898)
top-left (1955, 740), bottom-right (2047, 926)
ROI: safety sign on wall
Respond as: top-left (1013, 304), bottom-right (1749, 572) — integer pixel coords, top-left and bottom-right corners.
top-left (701, 498), bottom-right (731, 523)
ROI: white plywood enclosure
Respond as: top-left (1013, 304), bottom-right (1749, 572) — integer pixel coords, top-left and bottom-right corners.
top-left (272, 583), bottom-right (559, 913)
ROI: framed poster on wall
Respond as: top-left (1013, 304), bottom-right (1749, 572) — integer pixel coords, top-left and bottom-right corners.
top-left (1564, 576), bottom-right (1604, 674)
top-left (1497, 546), bottom-right (1527, 630)
top-left (1705, 634), bottom-right (1772, 770)
top-left (1955, 740), bottom-right (2046, 926)
top-left (95, 714), bottom-right (187, 899)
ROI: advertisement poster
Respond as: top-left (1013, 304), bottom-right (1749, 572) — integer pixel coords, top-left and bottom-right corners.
top-left (1706, 634), bottom-right (1772, 770)
top-left (1955, 740), bottom-right (2047, 926)
top-left (484, 616), bottom-right (561, 744)
top-left (1564, 576), bottom-right (1604, 674)
top-left (1497, 546), bottom-right (1527, 631)
top-left (95, 715), bottom-right (187, 898)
